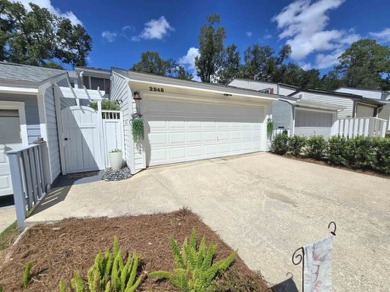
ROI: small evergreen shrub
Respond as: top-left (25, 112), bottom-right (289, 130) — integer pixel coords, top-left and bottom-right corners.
top-left (267, 118), bottom-right (274, 137)
top-left (304, 136), bottom-right (326, 160)
top-left (62, 236), bottom-right (144, 292)
top-left (349, 136), bottom-right (375, 169)
top-left (149, 228), bottom-right (237, 291)
top-left (288, 135), bottom-right (306, 157)
top-left (132, 118), bottom-right (144, 142)
top-left (271, 133), bottom-right (289, 155)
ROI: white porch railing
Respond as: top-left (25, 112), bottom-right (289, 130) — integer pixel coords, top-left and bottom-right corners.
top-left (331, 117), bottom-right (387, 138)
top-left (6, 142), bottom-right (48, 228)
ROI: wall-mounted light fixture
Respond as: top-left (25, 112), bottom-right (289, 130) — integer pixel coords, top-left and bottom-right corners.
top-left (116, 98), bottom-right (123, 105)
top-left (133, 90), bottom-right (142, 100)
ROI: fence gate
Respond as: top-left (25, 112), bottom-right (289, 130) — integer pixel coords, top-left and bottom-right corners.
top-left (61, 106), bottom-right (104, 174)
top-left (102, 110), bottom-right (123, 168)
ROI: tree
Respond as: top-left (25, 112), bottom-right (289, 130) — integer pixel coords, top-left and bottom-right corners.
top-left (195, 14), bottom-right (226, 83)
top-left (131, 51), bottom-right (193, 80)
top-left (216, 44), bottom-right (241, 84)
top-left (336, 39), bottom-right (390, 90)
top-left (0, 0), bottom-right (92, 67)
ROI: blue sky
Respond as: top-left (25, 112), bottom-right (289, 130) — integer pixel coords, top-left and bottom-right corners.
top-left (14, 0), bottom-right (390, 77)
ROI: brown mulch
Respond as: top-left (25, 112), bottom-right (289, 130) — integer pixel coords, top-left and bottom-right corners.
top-left (0, 209), bottom-right (269, 291)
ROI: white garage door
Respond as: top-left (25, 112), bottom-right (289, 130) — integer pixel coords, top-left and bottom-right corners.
top-left (143, 98), bottom-right (264, 166)
top-left (0, 110), bottom-right (23, 196)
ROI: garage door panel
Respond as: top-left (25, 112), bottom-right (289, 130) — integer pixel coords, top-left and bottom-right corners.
top-left (204, 131), bottom-right (217, 142)
top-left (188, 146), bottom-right (203, 157)
top-left (144, 97), bottom-right (264, 166)
top-left (187, 132), bottom-right (202, 143)
top-left (170, 132), bottom-right (185, 144)
top-left (149, 133), bottom-right (167, 145)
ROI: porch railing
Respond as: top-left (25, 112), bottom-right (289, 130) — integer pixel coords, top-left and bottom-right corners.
top-left (6, 142), bottom-right (48, 228)
top-left (331, 117), bottom-right (387, 138)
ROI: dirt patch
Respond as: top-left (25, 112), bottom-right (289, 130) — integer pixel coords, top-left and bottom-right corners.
top-left (0, 209), bottom-right (269, 291)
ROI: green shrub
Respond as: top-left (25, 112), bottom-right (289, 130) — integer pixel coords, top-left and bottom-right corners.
top-left (349, 136), bottom-right (376, 169)
top-left (149, 228), bottom-right (237, 292)
top-left (271, 133), bottom-right (289, 155)
top-left (327, 136), bottom-right (350, 167)
top-left (89, 99), bottom-right (120, 111)
top-left (372, 138), bottom-right (390, 174)
top-left (132, 118), bottom-right (144, 142)
top-left (267, 118), bottom-right (274, 137)
top-left (63, 236), bottom-right (144, 292)
top-left (304, 136), bottom-right (326, 160)
top-left (288, 135), bottom-right (306, 157)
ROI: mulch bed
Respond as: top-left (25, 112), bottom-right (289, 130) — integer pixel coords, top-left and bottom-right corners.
top-left (0, 209), bottom-right (269, 291)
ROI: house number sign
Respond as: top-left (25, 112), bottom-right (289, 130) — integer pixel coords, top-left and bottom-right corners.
top-left (149, 86), bottom-right (165, 92)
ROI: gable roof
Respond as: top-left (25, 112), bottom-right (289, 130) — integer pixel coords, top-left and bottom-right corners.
top-left (0, 62), bottom-right (66, 86)
top-left (113, 69), bottom-right (279, 100)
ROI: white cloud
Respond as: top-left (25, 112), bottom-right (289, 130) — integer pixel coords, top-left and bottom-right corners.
top-left (301, 63), bottom-right (312, 70)
top-left (315, 49), bottom-right (343, 69)
top-left (139, 16), bottom-right (174, 40)
top-left (101, 31), bottom-right (117, 42)
top-left (179, 47), bottom-right (200, 70)
top-left (272, 0), bottom-right (359, 64)
top-left (246, 32), bottom-right (253, 38)
top-left (370, 28), bottom-right (390, 42)
top-left (179, 47), bottom-right (200, 81)
top-left (264, 34), bottom-right (272, 40)
top-left (10, 0), bottom-right (82, 26)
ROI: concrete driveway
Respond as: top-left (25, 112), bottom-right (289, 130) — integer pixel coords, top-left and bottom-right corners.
top-left (27, 153), bottom-right (390, 291)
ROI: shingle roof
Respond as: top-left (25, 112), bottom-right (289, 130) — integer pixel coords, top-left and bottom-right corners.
top-left (0, 62), bottom-right (66, 86)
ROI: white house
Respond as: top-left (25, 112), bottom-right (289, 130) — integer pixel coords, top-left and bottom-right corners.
top-left (111, 69), bottom-right (277, 173)
top-left (335, 87), bottom-right (390, 131)
top-left (229, 79), bottom-right (387, 137)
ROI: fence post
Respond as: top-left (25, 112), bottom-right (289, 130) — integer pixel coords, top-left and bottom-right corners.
top-left (8, 152), bottom-right (26, 229)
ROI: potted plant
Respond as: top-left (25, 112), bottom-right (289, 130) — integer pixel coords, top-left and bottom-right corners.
top-left (108, 148), bottom-right (123, 170)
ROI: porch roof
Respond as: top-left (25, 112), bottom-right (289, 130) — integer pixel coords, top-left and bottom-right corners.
top-left (0, 62), bottom-right (66, 86)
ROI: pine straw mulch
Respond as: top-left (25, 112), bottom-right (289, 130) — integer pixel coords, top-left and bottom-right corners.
top-left (0, 209), bottom-right (269, 291)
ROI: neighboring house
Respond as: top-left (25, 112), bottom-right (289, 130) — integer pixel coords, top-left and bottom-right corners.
top-left (110, 69), bottom-right (277, 173)
top-left (0, 62), bottom-right (73, 197)
top-left (335, 87), bottom-right (390, 131)
top-left (229, 79), bottom-right (387, 137)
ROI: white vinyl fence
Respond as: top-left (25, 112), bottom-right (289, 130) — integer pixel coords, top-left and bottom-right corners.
top-left (331, 117), bottom-right (387, 138)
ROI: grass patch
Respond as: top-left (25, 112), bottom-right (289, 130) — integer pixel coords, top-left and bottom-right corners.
top-left (0, 221), bottom-right (19, 251)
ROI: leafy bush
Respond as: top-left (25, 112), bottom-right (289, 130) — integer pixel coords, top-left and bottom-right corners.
top-left (349, 136), bottom-right (376, 169)
top-left (132, 118), bottom-right (144, 142)
top-left (288, 135), bottom-right (306, 157)
top-left (372, 138), bottom-right (390, 174)
top-left (304, 136), bottom-right (326, 160)
top-left (149, 228), bottom-right (237, 291)
top-left (327, 136), bottom-right (351, 167)
top-left (267, 118), bottom-right (273, 137)
top-left (271, 133), bottom-right (289, 155)
top-left (62, 236), bottom-right (144, 292)
top-left (89, 99), bottom-right (120, 111)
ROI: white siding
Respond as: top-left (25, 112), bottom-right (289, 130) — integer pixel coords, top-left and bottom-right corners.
top-left (272, 100), bottom-right (293, 131)
top-left (278, 87), bottom-right (296, 96)
top-left (110, 73), bottom-right (135, 172)
top-left (296, 92), bottom-right (354, 119)
top-left (44, 85), bottom-right (61, 181)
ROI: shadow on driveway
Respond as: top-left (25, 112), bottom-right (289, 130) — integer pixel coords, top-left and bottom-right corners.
top-left (30, 171), bottom-right (102, 216)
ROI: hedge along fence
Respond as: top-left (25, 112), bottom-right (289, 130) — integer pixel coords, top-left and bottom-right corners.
top-left (271, 134), bottom-right (390, 175)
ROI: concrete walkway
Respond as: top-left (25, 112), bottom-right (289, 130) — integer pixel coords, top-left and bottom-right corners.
top-left (26, 153), bottom-right (390, 291)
